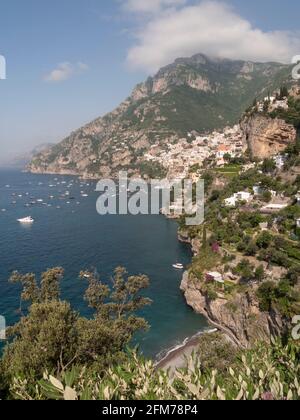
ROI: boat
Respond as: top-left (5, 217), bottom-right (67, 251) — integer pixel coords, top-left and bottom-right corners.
top-left (17, 216), bottom-right (34, 224)
top-left (172, 263), bottom-right (184, 270)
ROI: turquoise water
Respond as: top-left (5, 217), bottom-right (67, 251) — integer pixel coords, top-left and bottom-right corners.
top-left (0, 169), bottom-right (207, 358)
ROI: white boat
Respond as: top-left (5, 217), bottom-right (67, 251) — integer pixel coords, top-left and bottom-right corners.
top-left (172, 263), bottom-right (184, 270)
top-left (17, 216), bottom-right (34, 224)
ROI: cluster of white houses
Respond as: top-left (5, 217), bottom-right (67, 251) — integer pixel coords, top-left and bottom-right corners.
top-left (225, 183), bottom-right (291, 213)
top-left (144, 125), bottom-right (245, 179)
top-left (144, 117), bottom-right (288, 180)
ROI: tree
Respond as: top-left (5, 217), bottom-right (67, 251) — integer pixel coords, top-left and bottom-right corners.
top-left (10, 267), bottom-right (64, 306)
top-left (223, 153), bottom-right (232, 163)
top-left (2, 301), bottom-right (78, 380)
top-left (261, 158), bottom-right (276, 174)
top-left (255, 265), bottom-right (265, 282)
top-left (1, 267), bottom-right (151, 386)
top-left (257, 281), bottom-right (276, 311)
top-left (256, 231), bottom-right (273, 249)
top-left (262, 190), bottom-right (272, 203)
top-left (279, 86), bottom-right (289, 100)
top-left (234, 259), bottom-right (255, 283)
top-left (286, 266), bottom-right (300, 286)
top-left (245, 241), bottom-right (258, 257)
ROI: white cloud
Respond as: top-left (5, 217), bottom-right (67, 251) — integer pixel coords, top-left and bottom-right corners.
top-left (125, 0), bottom-right (300, 73)
top-left (44, 62), bottom-right (89, 83)
top-left (123, 0), bottom-right (187, 14)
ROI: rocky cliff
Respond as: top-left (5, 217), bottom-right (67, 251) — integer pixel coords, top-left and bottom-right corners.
top-left (28, 54), bottom-right (294, 178)
top-left (180, 271), bottom-right (287, 348)
top-left (241, 114), bottom-right (297, 160)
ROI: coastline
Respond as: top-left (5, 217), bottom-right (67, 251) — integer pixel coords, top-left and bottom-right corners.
top-left (28, 169), bottom-right (213, 369)
top-left (23, 169), bottom-right (218, 368)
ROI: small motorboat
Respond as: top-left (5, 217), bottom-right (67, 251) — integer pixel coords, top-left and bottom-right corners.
top-left (17, 216), bottom-right (34, 224)
top-left (172, 263), bottom-right (184, 270)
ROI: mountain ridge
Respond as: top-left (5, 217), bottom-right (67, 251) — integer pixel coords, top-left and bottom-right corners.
top-left (28, 54), bottom-right (295, 179)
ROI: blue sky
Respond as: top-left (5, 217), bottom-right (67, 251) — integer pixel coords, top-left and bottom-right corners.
top-left (0, 0), bottom-right (299, 161)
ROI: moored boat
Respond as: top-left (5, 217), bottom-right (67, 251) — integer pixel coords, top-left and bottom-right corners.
top-left (17, 216), bottom-right (34, 224)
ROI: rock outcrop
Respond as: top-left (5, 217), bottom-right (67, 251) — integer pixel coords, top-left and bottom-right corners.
top-left (178, 229), bottom-right (202, 256)
top-left (180, 271), bottom-right (287, 348)
top-left (241, 114), bottom-right (296, 160)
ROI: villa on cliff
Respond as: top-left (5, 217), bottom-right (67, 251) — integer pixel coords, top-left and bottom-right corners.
top-left (206, 272), bottom-right (224, 284)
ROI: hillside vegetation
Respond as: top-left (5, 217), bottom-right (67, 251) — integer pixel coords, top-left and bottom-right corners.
top-left (28, 55), bottom-right (294, 178)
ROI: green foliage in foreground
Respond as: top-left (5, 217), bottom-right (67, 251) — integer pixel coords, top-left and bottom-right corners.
top-left (11, 338), bottom-right (300, 401)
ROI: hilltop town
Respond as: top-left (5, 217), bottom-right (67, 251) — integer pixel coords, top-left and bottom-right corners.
top-left (144, 125), bottom-right (245, 179)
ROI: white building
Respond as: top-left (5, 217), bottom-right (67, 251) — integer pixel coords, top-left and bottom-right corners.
top-left (235, 191), bottom-right (253, 202)
top-left (261, 203), bottom-right (289, 212)
top-left (225, 191), bottom-right (253, 207)
top-left (206, 272), bottom-right (224, 284)
top-left (259, 222), bottom-right (269, 231)
top-left (225, 196), bottom-right (237, 207)
top-left (274, 154), bottom-right (287, 170)
top-left (253, 185), bottom-right (263, 196)
top-left (264, 96), bottom-right (276, 103)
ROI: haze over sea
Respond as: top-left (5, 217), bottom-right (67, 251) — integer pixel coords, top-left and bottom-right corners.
top-left (0, 169), bottom-right (207, 358)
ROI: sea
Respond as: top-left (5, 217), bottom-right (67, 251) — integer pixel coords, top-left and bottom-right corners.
top-left (0, 169), bottom-right (208, 359)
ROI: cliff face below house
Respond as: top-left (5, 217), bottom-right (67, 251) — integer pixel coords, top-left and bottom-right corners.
top-left (180, 271), bottom-right (287, 348)
top-left (178, 230), bottom-right (202, 255)
top-left (241, 114), bottom-right (296, 160)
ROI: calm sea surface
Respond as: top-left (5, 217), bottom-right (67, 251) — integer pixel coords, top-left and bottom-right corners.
top-left (0, 169), bottom-right (208, 358)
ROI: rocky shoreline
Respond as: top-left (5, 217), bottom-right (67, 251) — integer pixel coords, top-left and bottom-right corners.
top-left (178, 227), bottom-right (288, 349)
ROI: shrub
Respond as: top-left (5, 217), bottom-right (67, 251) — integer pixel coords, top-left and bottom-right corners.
top-left (10, 340), bottom-right (300, 401)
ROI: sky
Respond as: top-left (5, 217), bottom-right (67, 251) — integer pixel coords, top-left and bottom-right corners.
top-left (0, 0), bottom-right (300, 162)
